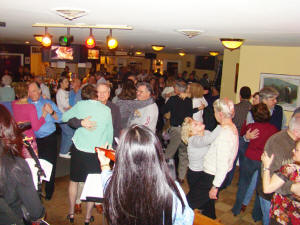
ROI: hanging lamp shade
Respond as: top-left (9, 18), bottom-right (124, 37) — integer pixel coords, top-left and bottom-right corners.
top-left (220, 38), bottom-right (244, 51)
top-left (152, 45), bottom-right (165, 51)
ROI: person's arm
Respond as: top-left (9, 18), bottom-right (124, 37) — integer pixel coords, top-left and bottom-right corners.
top-left (67, 117), bottom-right (83, 129)
top-left (49, 102), bottom-right (62, 122)
top-left (261, 152), bottom-right (285, 193)
top-left (67, 116), bottom-right (97, 130)
top-left (29, 105), bottom-right (46, 132)
top-left (263, 140), bottom-right (294, 195)
top-left (17, 159), bottom-right (45, 221)
top-left (291, 183), bottom-right (300, 196)
top-left (62, 104), bottom-right (77, 122)
top-left (188, 126), bottom-right (221, 148)
top-left (127, 98), bottom-right (154, 111)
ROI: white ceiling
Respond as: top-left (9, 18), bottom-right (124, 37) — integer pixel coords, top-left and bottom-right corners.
top-left (1, 0), bottom-right (300, 54)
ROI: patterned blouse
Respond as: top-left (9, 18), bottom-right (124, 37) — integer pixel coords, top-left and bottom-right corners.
top-left (270, 163), bottom-right (300, 225)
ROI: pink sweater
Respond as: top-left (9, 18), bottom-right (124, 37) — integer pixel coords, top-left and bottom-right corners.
top-left (12, 101), bottom-right (45, 157)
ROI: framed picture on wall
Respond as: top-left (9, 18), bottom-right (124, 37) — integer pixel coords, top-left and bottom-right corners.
top-left (260, 73), bottom-right (300, 111)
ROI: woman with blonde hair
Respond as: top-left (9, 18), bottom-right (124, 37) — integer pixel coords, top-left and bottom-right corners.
top-left (188, 83), bottom-right (207, 122)
top-left (182, 117), bottom-right (221, 212)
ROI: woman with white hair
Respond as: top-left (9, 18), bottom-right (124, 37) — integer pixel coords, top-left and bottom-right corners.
top-left (187, 98), bottom-right (239, 219)
top-left (0, 75), bottom-right (15, 101)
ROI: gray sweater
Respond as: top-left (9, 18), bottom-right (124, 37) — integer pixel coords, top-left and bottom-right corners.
top-left (115, 98), bottom-right (154, 129)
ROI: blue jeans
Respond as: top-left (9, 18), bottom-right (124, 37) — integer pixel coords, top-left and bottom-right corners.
top-left (59, 123), bottom-right (74, 154)
top-left (232, 157), bottom-right (260, 215)
top-left (243, 170), bottom-right (258, 205)
top-left (222, 136), bottom-right (248, 188)
top-left (259, 196), bottom-right (271, 225)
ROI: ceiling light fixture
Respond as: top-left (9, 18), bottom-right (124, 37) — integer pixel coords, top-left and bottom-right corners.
top-left (85, 28), bottom-right (96, 48)
top-left (209, 51), bottom-right (220, 56)
top-left (34, 35), bottom-right (43, 42)
top-left (107, 29), bottom-right (118, 50)
top-left (41, 27), bottom-right (52, 47)
top-left (220, 38), bottom-right (244, 51)
top-left (152, 45), bottom-right (165, 51)
top-left (178, 50), bottom-right (186, 56)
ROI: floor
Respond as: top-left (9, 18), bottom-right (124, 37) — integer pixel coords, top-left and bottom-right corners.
top-left (42, 157), bottom-right (263, 225)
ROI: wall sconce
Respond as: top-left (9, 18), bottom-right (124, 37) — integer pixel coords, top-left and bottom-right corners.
top-left (152, 45), bottom-right (165, 51)
top-left (220, 38), bottom-right (244, 51)
top-left (85, 28), bottom-right (96, 48)
top-left (107, 29), bottom-right (118, 50)
top-left (209, 51), bottom-right (219, 56)
top-left (41, 27), bottom-right (52, 47)
top-left (135, 51), bottom-right (143, 55)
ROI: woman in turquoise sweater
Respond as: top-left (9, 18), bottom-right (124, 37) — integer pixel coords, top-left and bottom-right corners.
top-left (62, 84), bottom-right (113, 225)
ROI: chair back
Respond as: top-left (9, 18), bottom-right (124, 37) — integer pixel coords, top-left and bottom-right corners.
top-left (193, 209), bottom-right (224, 225)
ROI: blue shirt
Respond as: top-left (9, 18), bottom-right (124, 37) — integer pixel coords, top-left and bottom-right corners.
top-left (0, 101), bottom-right (13, 115)
top-left (28, 97), bottom-right (62, 138)
top-left (69, 89), bottom-right (82, 107)
top-left (101, 170), bottom-right (194, 225)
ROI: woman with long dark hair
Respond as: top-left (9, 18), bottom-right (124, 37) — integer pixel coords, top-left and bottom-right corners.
top-left (0, 105), bottom-right (44, 224)
top-left (97, 124), bottom-right (194, 225)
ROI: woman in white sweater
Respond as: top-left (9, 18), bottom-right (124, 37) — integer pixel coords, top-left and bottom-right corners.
top-left (56, 76), bottom-right (74, 158)
top-left (189, 98), bottom-right (238, 219)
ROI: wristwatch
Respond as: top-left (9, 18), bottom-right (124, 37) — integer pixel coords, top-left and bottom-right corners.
top-left (263, 167), bottom-right (270, 171)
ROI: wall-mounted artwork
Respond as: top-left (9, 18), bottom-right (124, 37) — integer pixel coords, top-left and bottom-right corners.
top-left (260, 73), bottom-right (300, 111)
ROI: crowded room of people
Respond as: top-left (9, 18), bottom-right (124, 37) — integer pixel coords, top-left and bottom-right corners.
top-left (1, 1), bottom-right (300, 225)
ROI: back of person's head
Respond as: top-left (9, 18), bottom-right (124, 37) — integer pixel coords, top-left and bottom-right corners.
top-left (81, 84), bottom-right (97, 100)
top-left (1, 75), bottom-right (12, 86)
top-left (174, 80), bottom-right (187, 93)
top-left (251, 103), bottom-right (271, 123)
top-left (118, 79), bottom-right (136, 100)
top-left (259, 86), bottom-right (279, 101)
top-left (0, 105), bottom-right (22, 155)
top-left (14, 83), bottom-right (28, 99)
top-left (213, 98), bottom-right (235, 118)
top-left (189, 83), bottom-right (204, 98)
top-left (240, 86), bottom-right (251, 99)
top-left (104, 124), bottom-right (184, 225)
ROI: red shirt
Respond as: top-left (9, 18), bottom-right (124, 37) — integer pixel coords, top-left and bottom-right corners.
top-left (241, 122), bottom-right (278, 161)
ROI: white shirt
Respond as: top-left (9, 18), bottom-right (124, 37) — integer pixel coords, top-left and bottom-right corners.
top-left (192, 97), bottom-right (208, 122)
top-left (187, 126), bottom-right (221, 171)
top-left (41, 83), bottom-right (51, 99)
top-left (203, 125), bottom-right (239, 187)
top-left (129, 103), bottom-right (159, 132)
top-left (56, 89), bottom-right (70, 113)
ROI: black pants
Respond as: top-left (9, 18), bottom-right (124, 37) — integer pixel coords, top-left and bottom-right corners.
top-left (186, 170), bottom-right (216, 219)
top-left (36, 132), bottom-right (57, 199)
